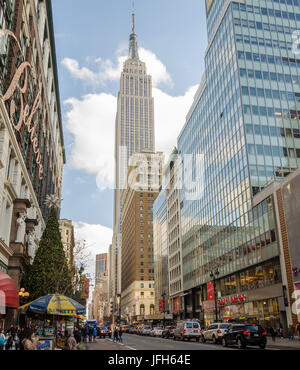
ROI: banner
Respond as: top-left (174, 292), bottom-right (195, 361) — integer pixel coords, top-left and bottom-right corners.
top-left (85, 279), bottom-right (90, 299)
top-left (159, 299), bottom-right (164, 312)
top-left (207, 281), bottom-right (215, 301)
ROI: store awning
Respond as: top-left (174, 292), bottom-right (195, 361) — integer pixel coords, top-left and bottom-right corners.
top-left (0, 271), bottom-right (19, 309)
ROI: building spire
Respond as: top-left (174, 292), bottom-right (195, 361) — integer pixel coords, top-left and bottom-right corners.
top-left (132, 2), bottom-right (135, 34)
top-left (129, 2), bottom-right (139, 60)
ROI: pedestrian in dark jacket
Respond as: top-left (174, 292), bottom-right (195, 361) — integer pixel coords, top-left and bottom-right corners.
top-left (74, 328), bottom-right (81, 344)
top-left (113, 327), bottom-right (119, 343)
top-left (269, 327), bottom-right (276, 342)
top-left (118, 327), bottom-right (123, 343)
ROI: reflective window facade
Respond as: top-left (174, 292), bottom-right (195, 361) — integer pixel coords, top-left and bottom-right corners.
top-left (178, 0), bottom-right (300, 292)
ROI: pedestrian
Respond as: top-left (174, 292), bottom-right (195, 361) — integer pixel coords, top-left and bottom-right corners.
top-left (84, 325), bottom-right (89, 343)
top-left (0, 329), bottom-right (5, 351)
top-left (118, 327), bottom-right (123, 343)
top-left (21, 328), bottom-right (38, 351)
top-left (74, 327), bottom-right (81, 344)
top-left (88, 326), bottom-right (93, 343)
top-left (64, 330), bottom-right (77, 350)
top-left (288, 325), bottom-right (295, 341)
top-left (113, 327), bottom-right (119, 343)
top-left (5, 327), bottom-right (17, 350)
top-left (18, 328), bottom-right (25, 350)
top-left (93, 326), bottom-right (97, 342)
top-left (269, 327), bottom-right (276, 342)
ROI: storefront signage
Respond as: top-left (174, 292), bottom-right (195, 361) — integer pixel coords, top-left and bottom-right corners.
top-left (0, 29), bottom-right (44, 179)
top-left (218, 294), bottom-right (246, 306)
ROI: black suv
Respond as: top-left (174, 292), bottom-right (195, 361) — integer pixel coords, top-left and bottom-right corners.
top-left (222, 324), bottom-right (267, 349)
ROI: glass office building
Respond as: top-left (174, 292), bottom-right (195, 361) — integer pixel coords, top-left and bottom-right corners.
top-left (178, 0), bottom-right (300, 328)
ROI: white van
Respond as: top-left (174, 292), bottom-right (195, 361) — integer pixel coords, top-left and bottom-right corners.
top-left (173, 320), bottom-right (201, 342)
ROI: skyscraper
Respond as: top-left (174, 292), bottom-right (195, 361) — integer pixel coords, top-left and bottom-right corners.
top-left (177, 0), bottom-right (300, 330)
top-left (112, 8), bottom-right (155, 301)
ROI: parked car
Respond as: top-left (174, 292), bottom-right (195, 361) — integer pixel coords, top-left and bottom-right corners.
top-left (173, 320), bottom-right (201, 342)
top-left (141, 326), bottom-right (152, 336)
top-left (150, 327), bottom-right (164, 337)
top-left (162, 326), bottom-right (176, 339)
top-left (122, 325), bottom-right (131, 333)
top-left (129, 326), bottom-right (138, 334)
top-left (222, 323), bottom-right (267, 349)
top-left (201, 323), bottom-right (230, 344)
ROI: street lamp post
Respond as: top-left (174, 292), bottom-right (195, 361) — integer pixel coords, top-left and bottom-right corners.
top-left (162, 292), bottom-right (166, 327)
top-left (210, 269), bottom-right (219, 323)
top-left (18, 288), bottom-right (30, 327)
top-left (116, 294), bottom-right (121, 324)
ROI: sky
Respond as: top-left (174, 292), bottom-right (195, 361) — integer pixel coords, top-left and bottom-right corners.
top-left (51, 0), bottom-right (208, 280)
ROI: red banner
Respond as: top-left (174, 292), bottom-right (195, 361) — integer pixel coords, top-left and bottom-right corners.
top-left (207, 281), bottom-right (215, 301)
top-left (85, 278), bottom-right (90, 299)
top-left (159, 299), bottom-right (164, 312)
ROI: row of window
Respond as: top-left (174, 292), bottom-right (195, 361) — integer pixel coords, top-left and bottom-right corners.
top-left (239, 67), bottom-right (300, 85)
top-left (234, 17), bottom-right (298, 34)
top-left (238, 51), bottom-right (300, 68)
top-left (248, 143), bottom-right (300, 159)
top-left (233, 2), bottom-right (300, 21)
top-left (243, 104), bottom-right (300, 119)
top-left (246, 124), bottom-right (300, 139)
top-left (241, 85), bottom-right (300, 102)
top-left (236, 34), bottom-right (293, 51)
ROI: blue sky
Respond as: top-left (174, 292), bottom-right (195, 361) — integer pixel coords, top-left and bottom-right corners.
top-left (51, 0), bottom-right (208, 272)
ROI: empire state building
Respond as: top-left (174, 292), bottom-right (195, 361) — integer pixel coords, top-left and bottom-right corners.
top-left (111, 9), bottom-right (155, 298)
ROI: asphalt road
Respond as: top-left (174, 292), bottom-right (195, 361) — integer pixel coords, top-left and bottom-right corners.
top-left (86, 334), bottom-right (285, 351)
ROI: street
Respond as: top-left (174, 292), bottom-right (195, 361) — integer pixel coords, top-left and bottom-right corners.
top-left (85, 334), bottom-right (298, 351)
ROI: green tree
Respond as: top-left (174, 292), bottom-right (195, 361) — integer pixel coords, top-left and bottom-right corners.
top-left (26, 207), bottom-right (72, 300)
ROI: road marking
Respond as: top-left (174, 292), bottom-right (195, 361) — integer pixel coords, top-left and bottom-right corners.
top-left (107, 338), bottom-right (136, 350)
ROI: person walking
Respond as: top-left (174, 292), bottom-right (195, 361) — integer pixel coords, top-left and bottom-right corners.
top-left (119, 327), bottom-right (123, 343)
top-left (269, 326), bottom-right (276, 342)
top-left (93, 326), bottom-right (97, 343)
top-left (5, 327), bottom-right (17, 350)
top-left (0, 329), bottom-right (5, 351)
top-left (288, 325), bottom-right (295, 341)
top-left (21, 328), bottom-right (38, 351)
top-left (113, 327), bottom-right (119, 343)
top-left (88, 326), bottom-right (93, 343)
top-left (74, 327), bottom-right (81, 344)
top-left (64, 330), bottom-right (77, 350)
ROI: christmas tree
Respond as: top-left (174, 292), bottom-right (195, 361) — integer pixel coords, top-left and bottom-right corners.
top-left (26, 205), bottom-right (72, 300)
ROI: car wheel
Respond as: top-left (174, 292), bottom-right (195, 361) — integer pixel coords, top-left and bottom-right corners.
top-left (212, 336), bottom-right (217, 344)
top-left (173, 336), bottom-right (176, 341)
top-left (201, 336), bottom-right (206, 343)
top-left (222, 338), bottom-right (228, 347)
top-left (196, 337), bottom-right (199, 342)
top-left (259, 343), bottom-right (266, 349)
top-left (237, 338), bottom-right (246, 349)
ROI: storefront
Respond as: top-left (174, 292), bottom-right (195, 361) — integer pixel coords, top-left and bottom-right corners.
top-left (0, 271), bottom-right (19, 330)
top-left (202, 284), bottom-right (286, 331)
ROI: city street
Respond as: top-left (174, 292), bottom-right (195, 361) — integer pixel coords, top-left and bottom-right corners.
top-left (85, 334), bottom-right (299, 351)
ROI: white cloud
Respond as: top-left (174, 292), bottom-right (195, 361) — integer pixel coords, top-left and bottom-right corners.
top-left (63, 48), bottom-right (199, 191)
top-left (64, 93), bottom-right (116, 189)
top-left (73, 221), bottom-right (113, 279)
top-left (62, 47), bottom-right (173, 88)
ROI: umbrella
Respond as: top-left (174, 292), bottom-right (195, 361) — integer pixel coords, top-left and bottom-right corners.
top-left (0, 271), bottom-right (19, 308)
top-left (18, 294), bottom-right (86, 316)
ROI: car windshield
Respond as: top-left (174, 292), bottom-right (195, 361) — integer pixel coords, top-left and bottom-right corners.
top-left (186, 323), bottom-right (199, 329)
top-left (245, 325), bottom-right (263, 332)
top-left (220, 324), bottom-right (230, 329)
top-left (144, 327), bottom-right (151, 330)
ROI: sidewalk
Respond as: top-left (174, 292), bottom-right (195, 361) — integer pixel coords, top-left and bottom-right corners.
top-left (267, 337), bottom-right (300, 350)
top-left (84, 338), bottom-right (134, 351)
